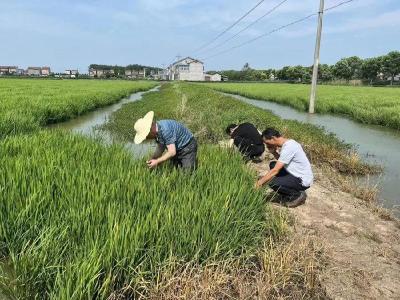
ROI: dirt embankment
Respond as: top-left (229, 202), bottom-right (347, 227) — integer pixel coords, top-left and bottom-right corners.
top-left (253, 160), bottom-right (400, 300)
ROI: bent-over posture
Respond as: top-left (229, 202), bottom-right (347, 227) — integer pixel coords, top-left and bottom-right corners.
top-left (256, 128), bottom-right (313, 207)
top-left (134, 111), bottom-right (197, 170)
top-left (226, 123), bottom-right (264, 161)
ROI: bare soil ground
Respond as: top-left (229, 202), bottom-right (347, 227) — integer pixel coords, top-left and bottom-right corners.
top-left (252, 160), bottom-right (400, 300)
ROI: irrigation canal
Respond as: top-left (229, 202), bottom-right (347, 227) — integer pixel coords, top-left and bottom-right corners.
top-left (48, 85), bottom-right (160, 156)
top-left (222, 92), bottom-right (400, 213)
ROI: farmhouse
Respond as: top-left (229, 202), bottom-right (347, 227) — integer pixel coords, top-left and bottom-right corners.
top-left (41, 67), bottom-right (51, 76)
top-left (0, 66), bottom-right (17, 75)
top-left (168, 57), bottom-right (204, 81)
top-left (26, 67), bottom-right (51, 76)
top-left (27, 67), bottom-right (42, 76)
top-left (89, 68), bottom-right (115, 77)
top-left (204, 73), bottom-right (222, 82)
top-left (65, 70), bottom-right (78, 78)
top-left (125, 69), bottom-right (146, 79)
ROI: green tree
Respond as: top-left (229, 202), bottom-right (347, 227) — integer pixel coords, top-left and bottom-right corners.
top-left (361, 57), bottom-right (382, 84)
top-left (318, 64), bottom-right (334, 81)
top-left (333, 56), bottom-right (363, 80)
top-left (382, 51), bottom-right (400, 85)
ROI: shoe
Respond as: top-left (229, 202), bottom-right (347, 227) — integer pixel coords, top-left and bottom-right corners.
top-left (284, 191), bottom-right (307, 208)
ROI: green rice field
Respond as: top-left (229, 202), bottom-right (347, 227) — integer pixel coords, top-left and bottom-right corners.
top-left (0, 79), bottom-right (157, 138)
top-left (202, 82), bottom-right (400, 130)
top-left (0, 79), bottom-right (376, 298)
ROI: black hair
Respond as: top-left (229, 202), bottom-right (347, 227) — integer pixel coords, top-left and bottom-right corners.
top-left (262, 127), bottom-right (281, 139)
top-left (225, 124), bottom-right (237, 135)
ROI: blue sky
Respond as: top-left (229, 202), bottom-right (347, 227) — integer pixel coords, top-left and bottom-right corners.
top-left (1, 0), bottom-right (399, 73)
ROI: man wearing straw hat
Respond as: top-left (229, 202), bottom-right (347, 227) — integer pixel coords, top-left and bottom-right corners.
top-left (134, 111), bottom-right (198, 170)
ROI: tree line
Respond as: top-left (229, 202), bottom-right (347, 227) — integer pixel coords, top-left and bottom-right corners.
top-left (213, 51), bottom-right (400, 85)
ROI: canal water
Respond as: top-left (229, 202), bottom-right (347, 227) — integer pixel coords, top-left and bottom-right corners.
top-left (49, 86), bottom-right (159, 156)
top-left (223, 92), bottom-right (400, 212)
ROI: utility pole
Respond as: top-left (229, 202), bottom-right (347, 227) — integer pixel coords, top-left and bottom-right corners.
top-left (309, 0), bottom-right (324, 114)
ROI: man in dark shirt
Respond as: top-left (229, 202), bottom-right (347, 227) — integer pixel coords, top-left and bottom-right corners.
top-left (225, 123), bottom-right (265, 161)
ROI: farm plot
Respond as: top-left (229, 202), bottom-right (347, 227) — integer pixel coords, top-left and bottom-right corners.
top-left (0, 79), bottom-right (157, 138)
top-left (201, 82), bottom-right (400, 130)
top-left (0, 131), bottom-right (281, 299)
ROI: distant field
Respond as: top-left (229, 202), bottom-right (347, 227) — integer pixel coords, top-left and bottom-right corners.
top-left (202, 83), bottom-right (400, 130)
top-left (0, 79), bottom-right (157, 138)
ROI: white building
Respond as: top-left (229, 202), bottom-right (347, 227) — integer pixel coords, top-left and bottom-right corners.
top-left (168, 57), bottom-right (204, 81)
top-left (204, 73), bottom-right (222, 82)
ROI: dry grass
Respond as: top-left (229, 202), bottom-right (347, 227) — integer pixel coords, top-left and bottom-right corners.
top-left (107, 233), bottom-right (327, 300)
top-left (316, 165), bottom-right (400, 222)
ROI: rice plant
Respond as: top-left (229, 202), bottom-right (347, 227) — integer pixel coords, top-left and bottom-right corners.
top-left (201, 82), bottom-right (400, 130)
top-left (0, 79), bottom-right (157, 138)
top-left (0, 131), bottom-right (279, 299)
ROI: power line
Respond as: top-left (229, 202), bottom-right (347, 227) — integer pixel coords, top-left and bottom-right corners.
top-left (201, 0), bottom-right (357, 61)
top-left (324, 0), bottom-right (356, 12)
top-left (192, 0), bottom-right (266, 54)
top-left (202, 13), bottom-right (317, 61)
top-left (198, 0), bottom-right (289, 55)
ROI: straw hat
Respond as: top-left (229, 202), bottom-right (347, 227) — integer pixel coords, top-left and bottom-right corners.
top-left (134, 111), bottom-right (154, 144)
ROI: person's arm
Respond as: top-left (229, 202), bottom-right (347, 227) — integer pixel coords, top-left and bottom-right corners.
top-left (255, 161), bottom-right (285, 188)
top-left (147, 144), bottom-right (176, 169)
top-left (151, 143), bottom-right (165, 159)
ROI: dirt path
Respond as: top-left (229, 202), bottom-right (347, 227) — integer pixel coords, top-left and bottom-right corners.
top-left (252, 160), bottom-right (400, 300)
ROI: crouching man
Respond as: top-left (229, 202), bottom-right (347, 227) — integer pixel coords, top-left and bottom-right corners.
top-left (134, 111), bottom-right (197, 170)
top-left (255, 128), bottom-right (313, 207)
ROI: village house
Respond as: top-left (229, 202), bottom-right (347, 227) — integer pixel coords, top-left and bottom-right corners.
top-left (168, 57), bottom-right (205, 81)
top-left (27, 67), bottom-right (42, 76)
top-left (26, 67), bottom-right (51, 76)
top-left (41, 67), bottom-right (51, 76)
top-left (65, 70), bottom-right (78, 78)
top-left (204, 73), bottom-right (222, 82)
top-left (89, 68), bottom-right (114, 77)
top-left (0, 66), bottom-right (18, 75)
top-left (125, 69), bottom-right (146, 79)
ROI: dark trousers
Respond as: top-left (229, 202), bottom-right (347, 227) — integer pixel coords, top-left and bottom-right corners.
top-left (171, 138), bottom-right (198, 170)
top-left (268, 161), bottom-right (308, 200)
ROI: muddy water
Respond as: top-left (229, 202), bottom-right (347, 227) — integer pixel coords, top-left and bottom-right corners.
top-left (49, 86), bottom-right (159, 156)
top-left (223, 92), bottom-right (400, 212)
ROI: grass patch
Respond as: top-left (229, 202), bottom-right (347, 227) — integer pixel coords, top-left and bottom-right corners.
top-left (0, 79), bottom-right (157, 138)
top-left (0, 130), bottom-right (282, 299)
top-left (201, 82), bottom-right (400, 130)
top-left (104, 82), bottom-right (376, 175)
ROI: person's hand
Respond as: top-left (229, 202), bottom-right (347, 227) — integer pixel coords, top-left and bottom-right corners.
top-left (146, 159), bottom-right (159, 169)
top-left (255, 179), bottom-right (263, 189)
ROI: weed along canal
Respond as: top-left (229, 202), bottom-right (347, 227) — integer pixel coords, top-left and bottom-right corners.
top-left (223, 92), bottom-right (400, 211)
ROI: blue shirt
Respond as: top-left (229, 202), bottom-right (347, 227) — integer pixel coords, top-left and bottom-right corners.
top-left (156, 120), bottom-right (193, 150)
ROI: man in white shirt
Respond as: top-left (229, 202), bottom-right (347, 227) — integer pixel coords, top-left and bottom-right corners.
top-left (255, 128), bottom-right (313, 207)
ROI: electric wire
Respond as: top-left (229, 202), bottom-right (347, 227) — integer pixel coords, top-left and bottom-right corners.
top-left (192, 0), bottom-right (266, 54)
top-left (201, 0), bottom-right (358, 61)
